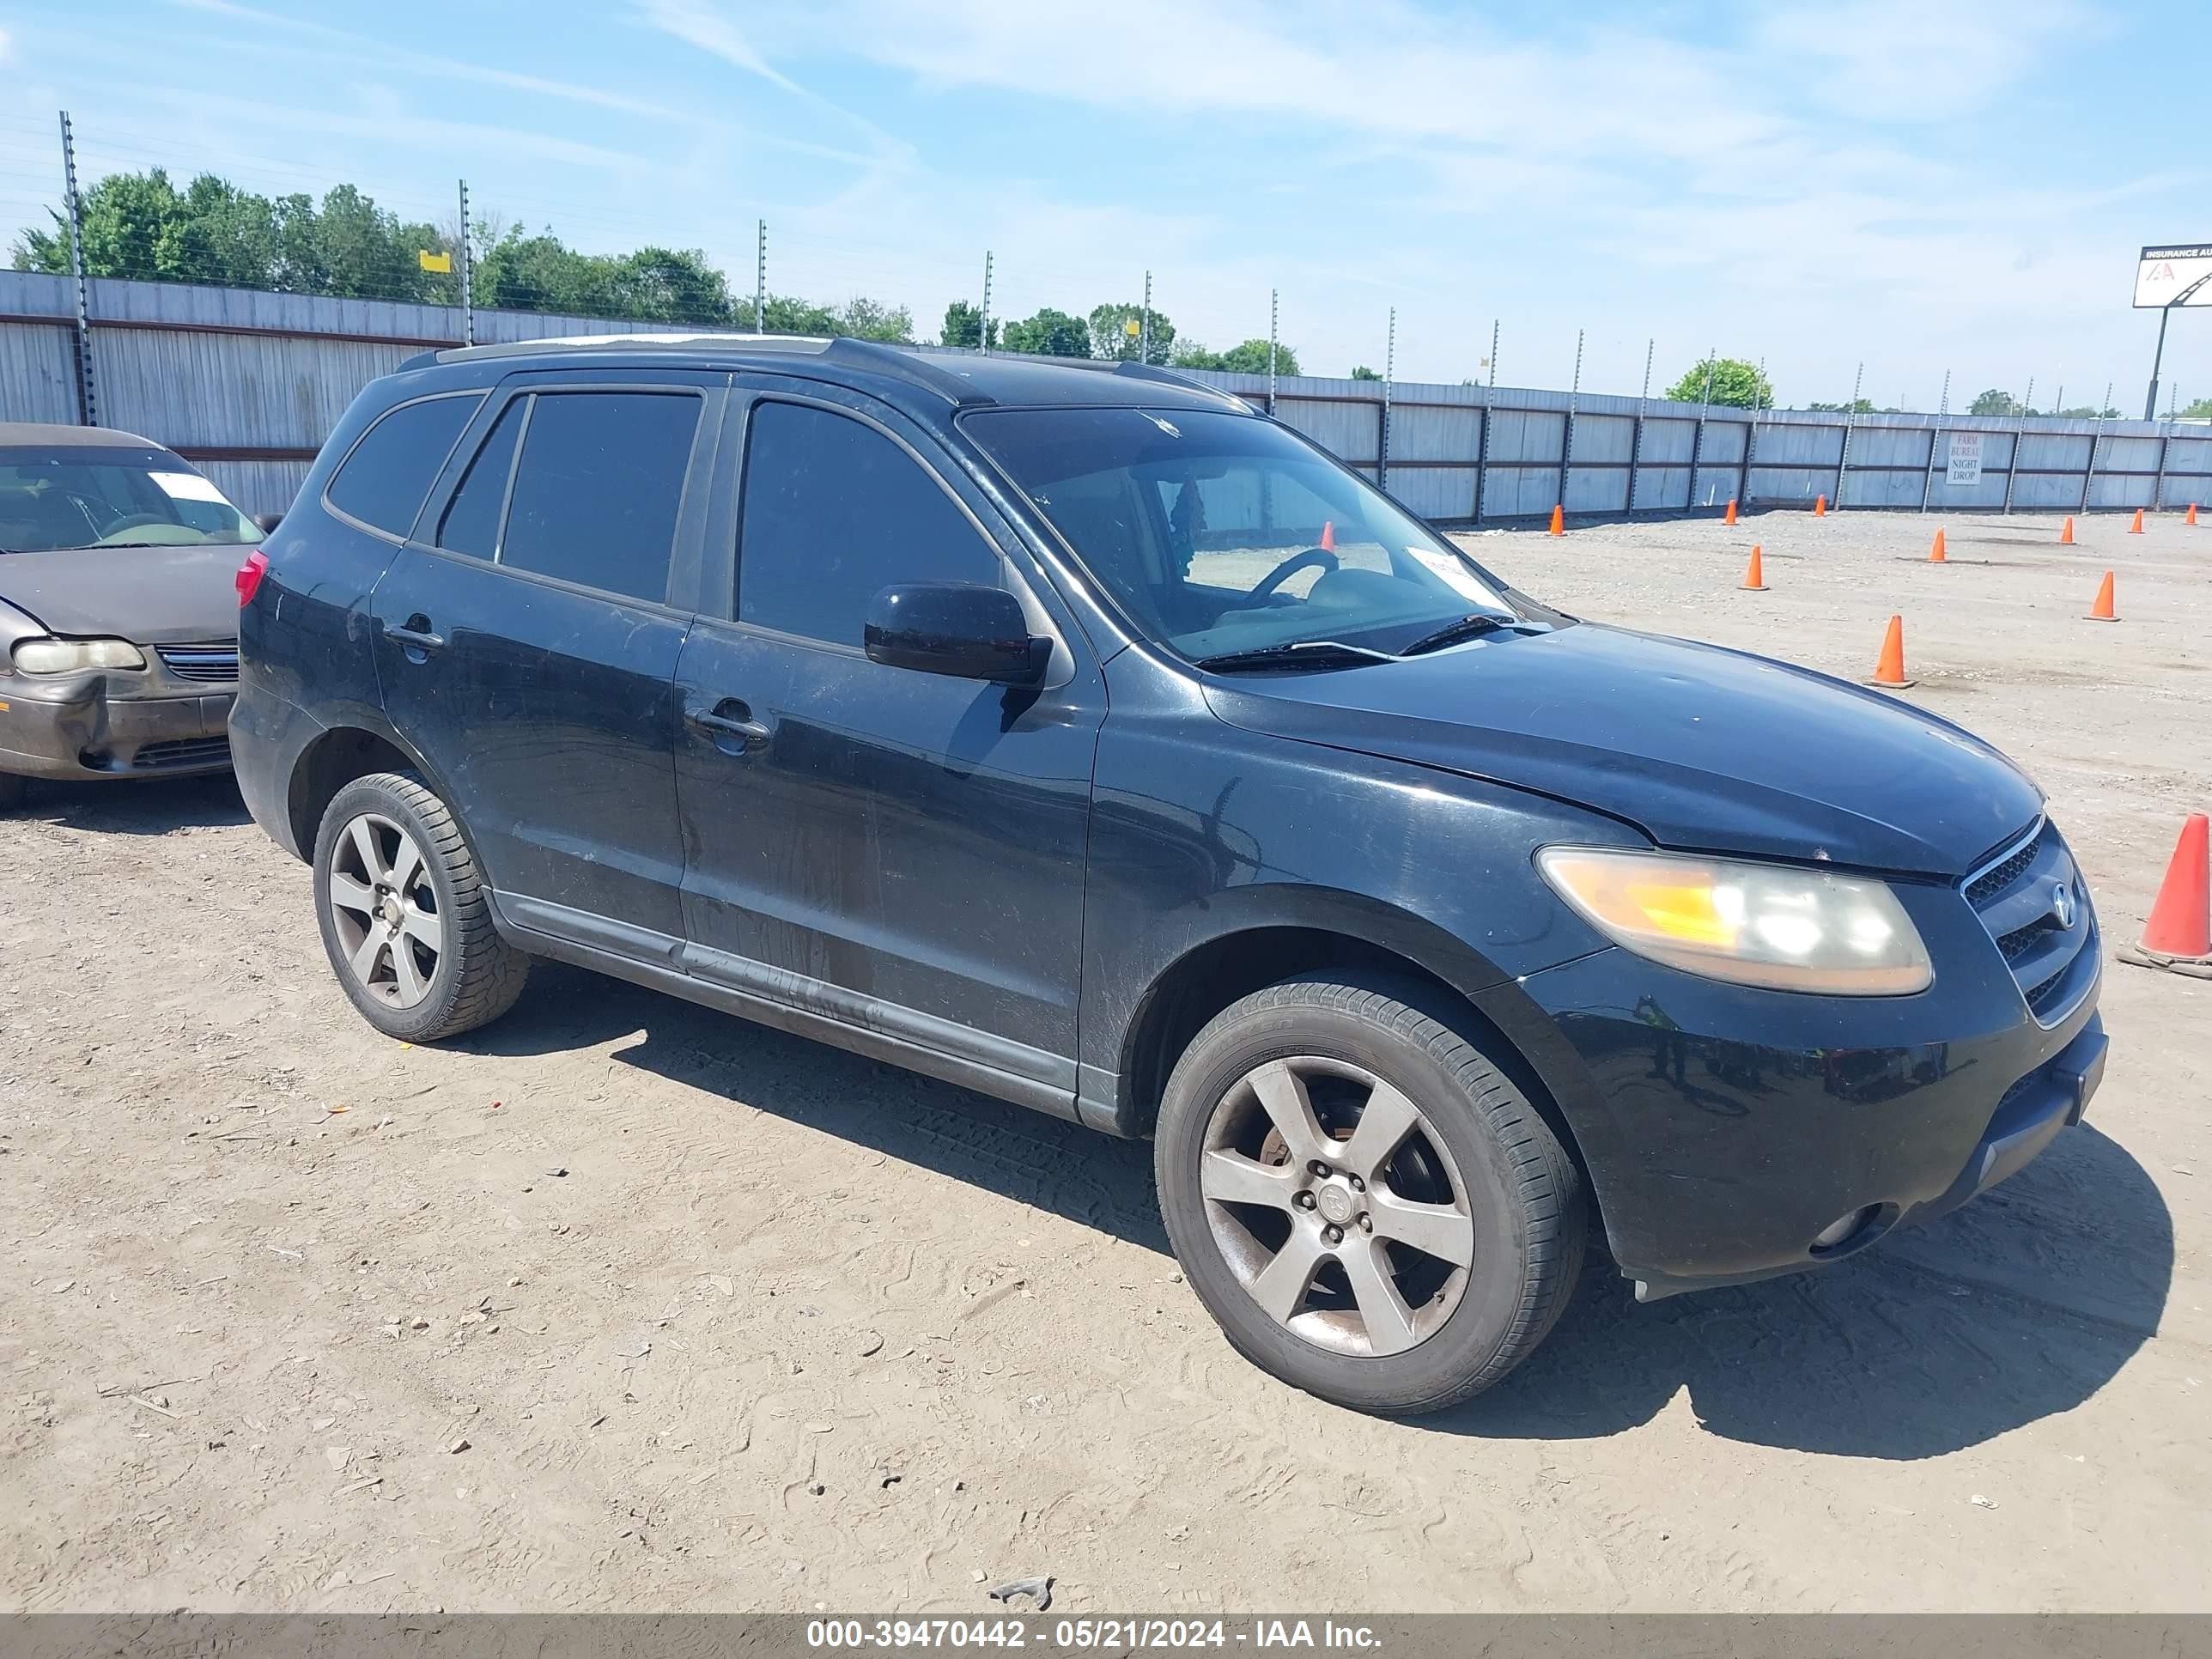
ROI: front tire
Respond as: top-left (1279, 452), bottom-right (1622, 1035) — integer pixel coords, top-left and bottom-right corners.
top-left (1154, 975), bottom-right (1584, 1416)
top-left (312, 771), bottom-right (528, 1042)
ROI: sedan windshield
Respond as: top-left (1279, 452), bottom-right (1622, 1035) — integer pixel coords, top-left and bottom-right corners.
top-left (0, 457), bottom-right (258, 552)
top-left (964, 406), bottom-right (1515, 662)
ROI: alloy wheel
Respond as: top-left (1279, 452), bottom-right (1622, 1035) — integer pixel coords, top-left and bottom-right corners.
top-left (1200, 1056), bottom-right (1475, 1357)
top-left (325, 811), bottom-right (443, 1010)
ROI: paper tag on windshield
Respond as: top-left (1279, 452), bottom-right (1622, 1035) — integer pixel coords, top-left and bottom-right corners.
top-left (151, 471), bottom-right (225, 503)
top-left (1410, 546), bottom-right (1494, 601)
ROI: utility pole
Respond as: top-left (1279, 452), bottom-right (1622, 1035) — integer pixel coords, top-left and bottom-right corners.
top-left (1267, 288), bottom-right (1279, 415)
top-left (456, 178), bottom-right (474, 348)
top-left (57, 110), bottom-right (97, 426)
top-left (754, 220), bottom-right (766, 334)
top-left (980, 251), bottom-right (994, 356)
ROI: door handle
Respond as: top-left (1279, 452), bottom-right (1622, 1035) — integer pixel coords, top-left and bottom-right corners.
top-left (687, 702), bottom-right (773, 748)
top-left (387, 623), bottom-right (445, 652)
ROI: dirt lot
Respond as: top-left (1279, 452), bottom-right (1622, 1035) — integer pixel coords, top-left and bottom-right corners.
top-left (2, 507), bottom-right (2208, 1613)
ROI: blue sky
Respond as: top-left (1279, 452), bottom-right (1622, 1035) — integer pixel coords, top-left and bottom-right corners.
top-left (0, 0), bottom-right (2205, 410)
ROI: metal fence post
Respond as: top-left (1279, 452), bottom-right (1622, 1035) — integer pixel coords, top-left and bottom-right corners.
top-left (1562, 326), bottom-right (1583, 512)
top-left (1687, 348), bottom-right (1713, 507)
top-left (1379, 307), bottom-right (1395, 492)
top-left (1267, 288), bottom-right (1278, 416)
top-left (2001, 416), bottom-right (2021, 514)
top-left (1487, 319), bottom-right (1499, 390)
top-left (754, 221), bottom-right (767, 334)
top-left (978, 250), bottom-right (992, 356)
top-left (1628, 337), bottom-right (1652, 512)
top-left (57, 110), bottom-right (98, 427)
top-left (2081, 381), bottom-right (2111, 512)
top-left (2154, 423), bottom-right (2172, 509)
top-left (1921, 368), bottom-right (1949, 512)
top-left (1836, 361), bottom-right (1863, 508)
top-left (1473, 393), bottom-right (1490, 524)
top-left (455, 178), bottom-right (474, 347)
top-left (1140, 269), bottom-right (1152, 365)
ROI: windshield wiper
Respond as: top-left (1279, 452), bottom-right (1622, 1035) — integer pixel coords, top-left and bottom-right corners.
top-left (1397, 611), bottom-right (1516, 657)
top-left (1195, 639), bottom-right (1399, 673)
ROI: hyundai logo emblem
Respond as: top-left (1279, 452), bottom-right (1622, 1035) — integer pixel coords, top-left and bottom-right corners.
top-left (2051, 881), bottom-right (2078, 929)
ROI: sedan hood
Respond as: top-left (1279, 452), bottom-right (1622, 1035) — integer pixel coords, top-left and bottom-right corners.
top-left (0, 544), bottom-right (246, 646)
top-left (1201, 623), bottom-right (2041, 878)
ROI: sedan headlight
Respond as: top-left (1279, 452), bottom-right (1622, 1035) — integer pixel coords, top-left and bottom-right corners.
top-left (1537, 846), bottom-right (1932, 995)
top-left (9, 636), bottom-right (148, 675)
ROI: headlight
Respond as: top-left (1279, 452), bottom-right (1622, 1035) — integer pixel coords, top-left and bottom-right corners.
top-left (1537, 846), bottom-right (1932, 995)
top-left (9, 636), bottom-right (148, 675)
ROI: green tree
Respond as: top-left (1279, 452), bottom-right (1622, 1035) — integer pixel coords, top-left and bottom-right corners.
top-left (830, 295), bottom-right (914, 343)
top-left (1170, 338), bottom-right (1300, 375)
top-left (615, 246), bottom-right (737, 325)
top-left (1807, 398), bottom-right (1878, 414)
top-left (1087, 301), bottom-right (1176, 364)
top-left (1000, 307), bottom-right (1091, 357)
top-left (940, 300), bottom-right (998, 349)
top-left (1664, 356), bottom-right (1772, 409)
top-left (1968, 388), bottom-right (2022, 416)
top-left (1350, 364), bottom-right (1381, 381)
top-left (2177, 397), bottom-right (2212, 419)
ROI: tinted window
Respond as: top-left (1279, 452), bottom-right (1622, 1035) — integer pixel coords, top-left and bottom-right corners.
top-left (326, 394), bottom-right (481, 537)
top-left (500, 392), bottom-right (699, 604)
top-left (738, 401), bottom-right (999, 645)
top-left (435, 399), bottom-right (523, 559)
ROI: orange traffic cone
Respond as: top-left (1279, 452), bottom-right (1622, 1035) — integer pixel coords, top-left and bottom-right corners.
top-left (1741, 545), bottom-right (1766, 591)
top-left (1814, 495), bottom-right (1827, 517)
top-left (2190, 503), bottom-right (2200, 526)
top-left (2087, 570), bottom-right (2118, 621)
top-left (2130, 507), bottom-right (2144, 533)
top-left (1867, 615), bottom-right (1913, 687)
top-left (1929, 527), bottom-right (1947, 562)
top-left (1319, 520), bottom-right (1335, 552)
top-left (1548, 504), bottom-right (1565, 537)
top-left (2119, 814), bottom-right (2212, 975)
top-left (1724, 498), bottom-right (1738, 526)
top-left (2059, 515), bottom-right (2075, 544)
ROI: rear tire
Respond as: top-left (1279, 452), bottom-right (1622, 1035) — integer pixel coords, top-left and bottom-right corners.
top-left (312, 770), bottom-right (528, 1042)
top-left (1154, 974), bottom-right (1584, 1416)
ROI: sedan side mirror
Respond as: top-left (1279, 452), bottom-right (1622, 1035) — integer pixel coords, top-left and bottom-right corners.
top-left (252, 512), bottom-right (284, 535)
top-left (865, 582), bottom-right (1050, 686)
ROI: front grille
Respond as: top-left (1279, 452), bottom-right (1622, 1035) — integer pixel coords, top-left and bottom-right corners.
top-left (155, 642), bottom-right (239, 683)
top-left (131, 737), bottom-right (231, 770)
top-left (1962, 818), bottom-right (2095, 1026)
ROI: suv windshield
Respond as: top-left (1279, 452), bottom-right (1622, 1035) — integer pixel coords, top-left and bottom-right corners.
top-left (965, 406), bottom-right (1515, 661)
top-left (0, 456), bottom-right (258, 553)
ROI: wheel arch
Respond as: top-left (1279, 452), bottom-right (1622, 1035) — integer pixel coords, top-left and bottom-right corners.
top-left (286, 718), bottom-right (458, 866)
top-left (1102, 889), bottom-right (1594, 1200)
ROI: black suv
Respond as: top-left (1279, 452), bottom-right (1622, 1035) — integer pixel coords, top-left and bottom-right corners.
top-left (233, 337), bottom-right (2106, 1414)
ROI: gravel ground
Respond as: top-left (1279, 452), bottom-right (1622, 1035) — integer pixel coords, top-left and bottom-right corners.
top-left (1, 505), bottom-right (2206, 1614)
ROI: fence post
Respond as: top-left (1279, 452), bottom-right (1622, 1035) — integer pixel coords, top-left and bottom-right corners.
top-left (1140, 269), bottom-right (1152, 365)
top-left (1379, 307), bottom-right (1395, 492)
top-left (2081, 381), bottom-right (2111, 512)
top-left (455, 178), bottom-right (474, 347)
top-left (1486, 319), bottom-right (1499, 389)
top-left (2002, 411), bottom-right (2021, 514)
top-left (1686, 348), bottom-right (1713, 507)
top-left (978, 250), bottom-right (992, 356)
top-left (1561, 326), bottom-right (1583, 513)
top-left (1921, 368), bottom-right (1949, 512)
top-left (1628, 337), bottom-right (1651, 512)
top-left (1836, 361), bottom-right (1863, 508)
top-left (2154, 423), bottom-right (2172, 509)
top-left (57, 110), bottom-right (97, 427)
top-left (1267, 288), bottom-right (1278, 416)
top-left (1473, 396), bottom-right (1489, 524)
top-left (755, 221), bottom-right (767, 334)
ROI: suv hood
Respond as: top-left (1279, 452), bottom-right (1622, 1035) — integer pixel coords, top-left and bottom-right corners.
top-left (1201, 623), bottom-right (2041, 878)
top-left (0, 544), bottom-right (246, 646)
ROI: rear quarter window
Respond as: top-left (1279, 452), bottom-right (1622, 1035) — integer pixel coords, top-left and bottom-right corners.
top-left (325, 393), bottom-right (483, 538)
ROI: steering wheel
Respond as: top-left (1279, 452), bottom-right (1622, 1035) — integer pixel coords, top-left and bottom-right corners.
top-left (99, 512), bottom-right (171, 536)
top-left (1249, 547), bottom-right (1339, 604)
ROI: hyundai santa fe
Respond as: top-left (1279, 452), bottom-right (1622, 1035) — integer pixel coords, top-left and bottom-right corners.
top-left (231, 336), bottom-right (2106, 1415)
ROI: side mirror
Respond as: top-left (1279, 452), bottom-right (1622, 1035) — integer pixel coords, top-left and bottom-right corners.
top-left (252, 512), bottom-right (284, 535)
top-left (865, 582), bottom-right (1050, 686)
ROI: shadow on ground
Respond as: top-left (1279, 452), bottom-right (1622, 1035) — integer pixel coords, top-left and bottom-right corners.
top-left (461, 962), bottom-right (2170, 1462)
top-left (14, 773), bottom-right (249, 835)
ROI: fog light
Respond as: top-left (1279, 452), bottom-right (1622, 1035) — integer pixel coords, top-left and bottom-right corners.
top-left (1811, 1206), bottom-right (1879, 1251)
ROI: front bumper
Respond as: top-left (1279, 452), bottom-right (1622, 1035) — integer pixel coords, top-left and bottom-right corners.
top-left (1498, 872), bottom-right (2106, 1301)
top-left (0, 664), bottom-right (234, 781)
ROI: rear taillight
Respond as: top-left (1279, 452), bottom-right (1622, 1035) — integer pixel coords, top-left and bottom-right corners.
top-left (235, 548), bottom-right (269, 607)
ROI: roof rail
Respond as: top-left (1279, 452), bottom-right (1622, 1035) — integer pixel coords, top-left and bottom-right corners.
top-left (404, 331), bottom-right (993, 406)
top-left (1109, 360), bottom-right (1255, 410)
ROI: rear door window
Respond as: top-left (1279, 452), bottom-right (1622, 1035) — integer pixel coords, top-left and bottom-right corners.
top-left (435, 399), bottom-right (524, 560)
top-left (736, 400), bottom-right (1000, 646)
top-left (496, 392), bottom-right (699, 605)
top-left (326, 393), bottom-right (482, 538)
